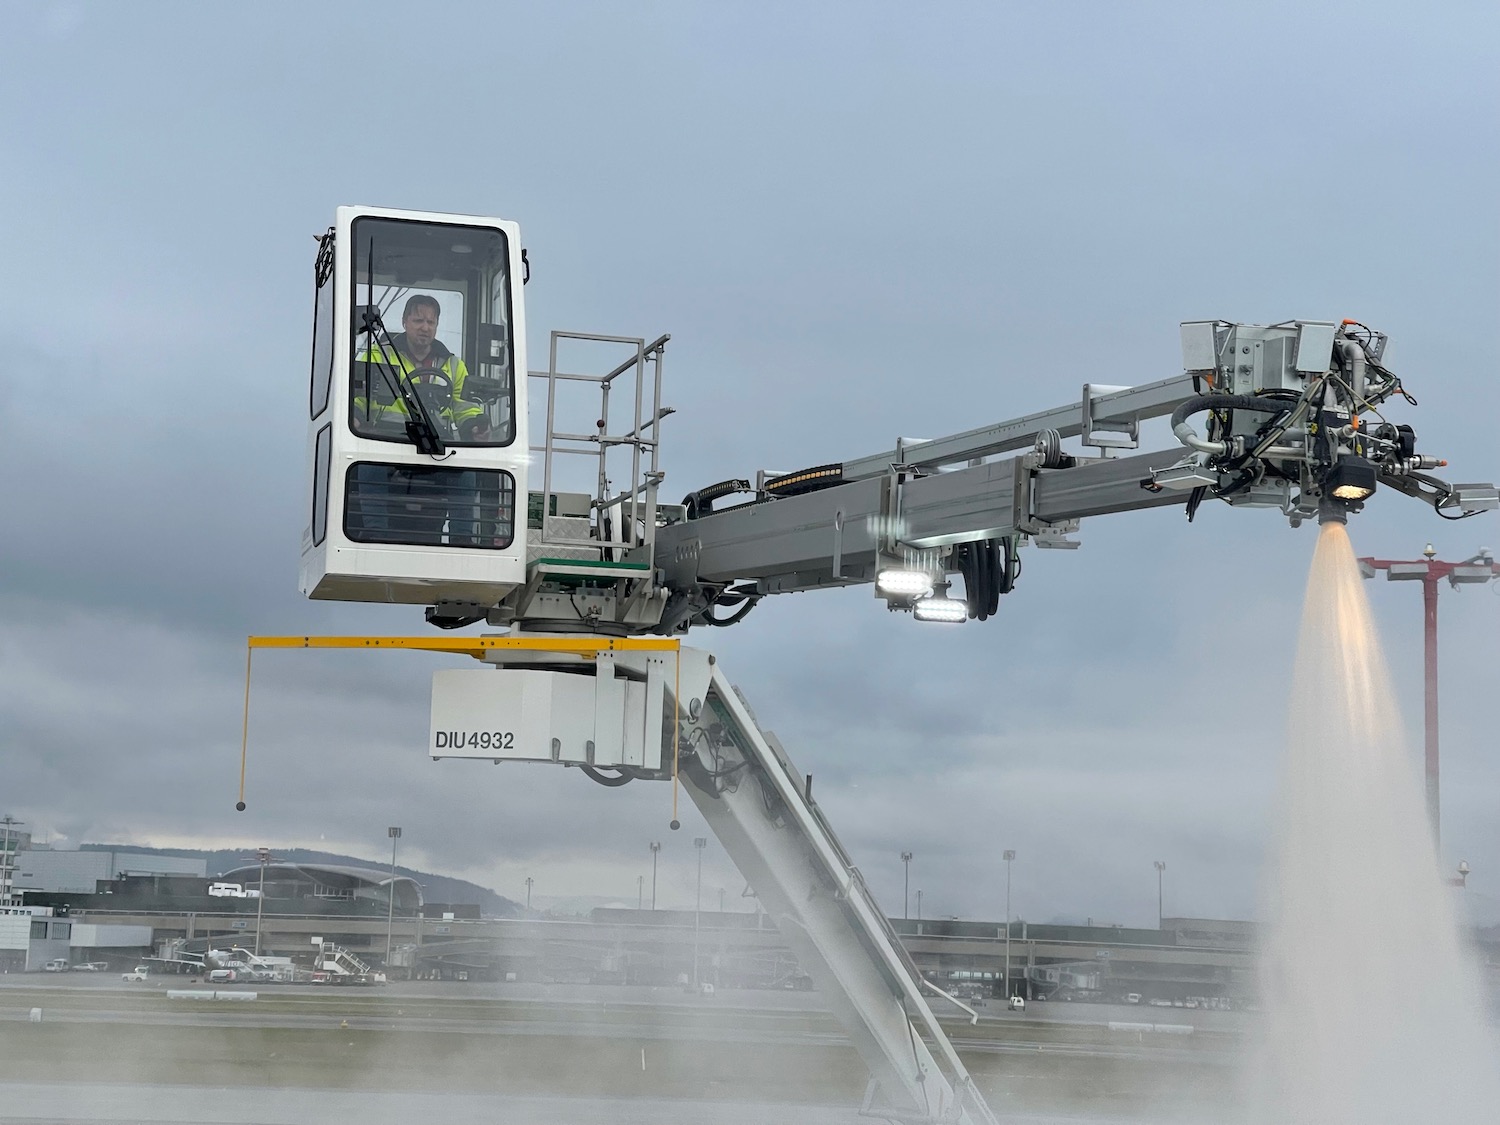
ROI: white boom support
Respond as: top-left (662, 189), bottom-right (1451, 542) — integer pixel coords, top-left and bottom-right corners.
top-left (435, 642), bottom-right (998, 1124)
top-left (682, 655), bottom-right (997, 1125)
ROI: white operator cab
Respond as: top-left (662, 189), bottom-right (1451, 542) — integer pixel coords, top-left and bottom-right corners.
top-left (300, 206), bottom-right (529, 608)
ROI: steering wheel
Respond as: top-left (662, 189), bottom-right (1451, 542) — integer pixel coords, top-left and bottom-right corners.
top-left (406, 365), bottom-right (453, 396)
top-left (406, 365), bottom-right (455, 423)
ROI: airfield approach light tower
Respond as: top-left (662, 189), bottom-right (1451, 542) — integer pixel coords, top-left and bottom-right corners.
top-left (385, 827), bottom-right (402, 968)
top-left (1358, 547), bottom-right (1499, 846)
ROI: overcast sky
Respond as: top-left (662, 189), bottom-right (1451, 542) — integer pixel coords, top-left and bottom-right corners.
top-left (2, 1), bottom-right (1498, 929)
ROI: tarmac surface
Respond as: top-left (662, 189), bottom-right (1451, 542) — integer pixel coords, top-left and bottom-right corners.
top-left (0, 975), bottom-right (1251, 1033)
top-left (0, 1084), bottom-right (1187, 1125)
top-left (0, 976), bottom-right (1238, 1123)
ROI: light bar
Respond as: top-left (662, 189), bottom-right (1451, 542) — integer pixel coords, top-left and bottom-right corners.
top-left (876, 568), bottom-right (934, 597)
top-left (913, 595), bottom-right (967, 623)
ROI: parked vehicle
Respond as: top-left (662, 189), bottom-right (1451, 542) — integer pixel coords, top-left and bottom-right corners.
top-left (207, 969), bottom-right (237, 983)
top-left (74, 962), bottom-right (109, 972)
top-left (43, 958), bottom-right (71, 972)
top-left (122, 966), bottom-right (150, 982)
top-left (1125, 993), bottom-right (1142, 1004)
top-left (1007, 995), bottom-right (1025, 1011)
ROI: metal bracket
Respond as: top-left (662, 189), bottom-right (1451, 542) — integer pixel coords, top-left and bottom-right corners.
top-left (1032, 519), bottom-right (1082, 550)
top-left (1080, 383), bottom-right (1140, 452)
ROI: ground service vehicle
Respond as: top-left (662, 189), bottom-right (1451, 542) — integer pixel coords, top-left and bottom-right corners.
top-left (253, 206), bottom-right (1499, 1125)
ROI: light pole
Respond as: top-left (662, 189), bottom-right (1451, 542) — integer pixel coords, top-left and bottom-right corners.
top-left (718, 887), bottom-right (725, 913)
top-left (1154, 861), bottom-right (1166, 930)
top-left (693, 837), bottom-right (706, 988)
top-left (525, 876), bottom-right (533, 911)
top-left (637, 874), bottom-right (645, 910)
top-left (916, 889), bottom-right (923, 921)
top-left (1003, 849), bottom-right (1015, 1000)
top-left (1357, 546), bottom-right (1499, 845)
top-left (253, 846), bottom-right (271, 957)
top-left (901, 852), bottom-right (913, 920)
top-left (385, 827), bottom-right (402, 967)
top-left (649, 841), bottom-right (661, 910)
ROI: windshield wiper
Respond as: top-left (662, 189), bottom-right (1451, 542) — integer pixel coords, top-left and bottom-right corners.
top-left (360, 242), bottom-right (446, 456)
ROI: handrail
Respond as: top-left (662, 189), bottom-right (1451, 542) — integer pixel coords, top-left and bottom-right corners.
top-left (600, 333), bottom-right (669, 385)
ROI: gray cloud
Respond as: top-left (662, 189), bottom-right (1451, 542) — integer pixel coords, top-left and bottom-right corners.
top-left (2, 0), bottom-right (1498, 930)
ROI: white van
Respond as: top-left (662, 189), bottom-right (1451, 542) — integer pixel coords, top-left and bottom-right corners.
top-left (43, 958), bottom-right (71, 973)
top-left (1007, 995), bottom-right (1025, 1011)
top-left (208, 883), bottom-right (244, 898)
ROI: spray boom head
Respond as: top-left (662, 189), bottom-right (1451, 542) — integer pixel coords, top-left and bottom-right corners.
top-left (1158, 320), bottom-right (1497, 528)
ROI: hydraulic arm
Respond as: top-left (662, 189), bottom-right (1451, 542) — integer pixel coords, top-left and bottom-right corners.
top-left (656, 320), bottom-right (1498, 631)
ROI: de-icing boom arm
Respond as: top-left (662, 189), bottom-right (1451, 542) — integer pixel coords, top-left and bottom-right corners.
top-left (651, 320), bottom-right (1498, 632)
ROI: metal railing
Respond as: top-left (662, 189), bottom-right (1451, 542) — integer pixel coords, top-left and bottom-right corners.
top-left (528, 331), bottom-right (669, 561)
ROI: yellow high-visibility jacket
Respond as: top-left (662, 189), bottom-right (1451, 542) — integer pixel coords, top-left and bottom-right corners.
top-left (353, 336), bottom-right (484, 436)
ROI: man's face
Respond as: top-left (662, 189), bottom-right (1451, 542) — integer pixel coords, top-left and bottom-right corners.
top-left (403, 304), bottom-right (439, 353)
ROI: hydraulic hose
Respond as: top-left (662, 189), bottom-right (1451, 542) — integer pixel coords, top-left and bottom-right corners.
top-left (954, 538), bottom-right (1014, 620)
top-left (990, 540), bottom-right (1005, 620)
top-left (973, 539), bottom-right (992, 621)
top-left (1170, 394), bottom-right (1291, 457)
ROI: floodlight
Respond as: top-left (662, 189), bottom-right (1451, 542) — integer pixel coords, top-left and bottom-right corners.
top-left (913, 595), bottom-right (967, 623)
top-left (1326, 456), bottom-right (1377, 501)
top-left (876, 568), bottom-right (934, 597)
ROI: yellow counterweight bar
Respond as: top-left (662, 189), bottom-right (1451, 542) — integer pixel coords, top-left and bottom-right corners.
top-left (247, 634), bottom-right (680, 658)
top-left (237, 634), bottom-right (683, 815)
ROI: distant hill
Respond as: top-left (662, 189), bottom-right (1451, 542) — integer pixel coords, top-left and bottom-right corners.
top-left (79, 842), bottom-right (521, 918)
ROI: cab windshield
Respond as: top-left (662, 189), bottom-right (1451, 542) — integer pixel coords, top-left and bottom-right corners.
top-left (349, 217), bottom-right (515, 448)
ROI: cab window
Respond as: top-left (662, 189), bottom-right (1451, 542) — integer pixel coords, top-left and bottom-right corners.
top-left (349, 217), bottom-right (515, 447)
top-left (344, 464), bottom-right (516, 549)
